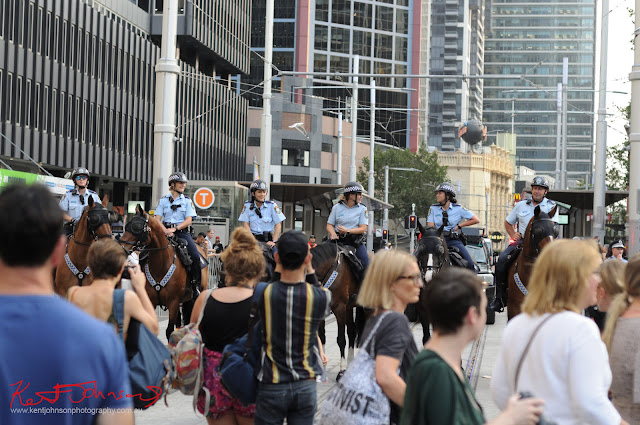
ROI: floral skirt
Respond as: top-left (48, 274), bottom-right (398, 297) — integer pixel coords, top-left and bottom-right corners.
top-left (196, 347), bottom-right (256, 419)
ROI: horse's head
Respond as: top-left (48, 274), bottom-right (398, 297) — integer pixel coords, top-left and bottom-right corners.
top-left (77, 196), bottom-right (112, 241)
top-left (415, 225), bottom-right (449, 280)
top-left (526, 205), bottom-right (558, 255)
top-left (119, 204), bottom-right (153, 253)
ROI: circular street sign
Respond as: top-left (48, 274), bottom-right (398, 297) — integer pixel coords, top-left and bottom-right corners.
top-left (193, 187), bottom-right (215, 209)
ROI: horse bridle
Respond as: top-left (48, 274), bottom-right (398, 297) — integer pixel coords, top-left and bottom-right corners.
top-left (71, 207), bottom-right (112, 246)
top-left (119, 215), bottom-right (171, 255)
top-left (416, 236), bottom-right (448, 275)
top-left (526, 217), bottom-right (557, 258)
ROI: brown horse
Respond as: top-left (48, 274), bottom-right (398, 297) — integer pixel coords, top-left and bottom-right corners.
top-left (119, 206), bottom-right (198, 340)
top-left (312, 242), bottom-right (364, 380)
top-left (507, 205), bottom-right (558, 320)
top-left (54, 195), bottom-right (112, 297)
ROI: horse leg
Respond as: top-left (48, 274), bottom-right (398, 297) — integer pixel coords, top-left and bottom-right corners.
top-left (416, 288), bottom-right (431, 344)
top-left (334, 306), bottom-right (347, 381)
top-left (346, 306), bottom-right (356, 363)
top-left (166, 298), bottom-right (181, 341)
top-left (318, 320), bottom-right (326, 346)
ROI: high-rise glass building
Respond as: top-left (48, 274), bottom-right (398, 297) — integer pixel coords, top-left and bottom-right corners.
top-left (483, 0), bottom-right (596, 185)
top-left (422, 0), bottom-right (486, 151)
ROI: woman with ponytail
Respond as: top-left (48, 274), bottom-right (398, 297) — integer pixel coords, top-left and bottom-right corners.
top-left (190, 226), bottom-right (265, 425)
top-left (602, 254), bottom-right (640, 423)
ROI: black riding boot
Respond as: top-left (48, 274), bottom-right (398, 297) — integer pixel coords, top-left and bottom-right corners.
top-left (490, 279), bottom-right (506, 312)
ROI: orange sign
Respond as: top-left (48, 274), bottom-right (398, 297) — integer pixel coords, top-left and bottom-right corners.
top-left (193, 187), bottom-right (215, 209)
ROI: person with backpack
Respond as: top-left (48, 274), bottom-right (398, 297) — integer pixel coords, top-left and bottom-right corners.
top-left (189, 226), bottom-right (266, 424)
top-left (67, 238), bottom-right (159, 336)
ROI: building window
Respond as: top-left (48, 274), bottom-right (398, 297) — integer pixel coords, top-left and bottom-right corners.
top-left (375, 33), bottom-right (393, 60)
top-left (395, 36), bottom-right (408, 62)
top-left (314, 53), bottom-right (327, 72)
top-left (376, 6), bottom-right (393, 32)
top-left (353, 30), bottom-right (371, 57)
top-left (331, 0), bottom-right (351, 25)
top-left (315, 25), bottom-right (328, 50)
top-left (353, 2), bottom-right (371, 28)
top-left (25, 80), bottom-right (31, 127)
top-left (316, 0), bottom-right (329, 21)
top-left (331, 27), bottom-right (350, 54)
top-left (274, 22), bottom-right (295, 48)
top-left (282, 148), bottom-right (310, 167)
top-left (16, 77), bottom-right (22, 124)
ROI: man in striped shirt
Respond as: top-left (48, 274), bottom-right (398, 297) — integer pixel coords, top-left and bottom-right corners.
top-left (255, 231), bottom-right (332, 425)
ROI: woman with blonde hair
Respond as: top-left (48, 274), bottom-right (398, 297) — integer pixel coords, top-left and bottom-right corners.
top-left (191, 226), bottom-right (265, 425)
top-left (492, 239), bottom-right (625, 425)
top-left (586, 259), bottom-right (626, 331)
top-left (602, 254), bottom-right (640, 423)
top-left (356, 250), bottom-right (421, 424)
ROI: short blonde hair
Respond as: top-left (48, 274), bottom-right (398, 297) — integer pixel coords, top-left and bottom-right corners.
top-left (522, 239), bottom-right (601, 315)
top-left (357, 250), bottom-right (418, 310)
top-left (598, 260), bottom-right (625, 298)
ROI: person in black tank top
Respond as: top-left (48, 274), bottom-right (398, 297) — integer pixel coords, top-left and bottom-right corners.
top-left (189, 227), bottom-right (266, 424)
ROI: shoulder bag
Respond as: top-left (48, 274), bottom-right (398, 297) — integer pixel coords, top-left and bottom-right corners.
top-left (113, 289), bottom-right (172, 410)
top-left (316, 311), bottom-right (393, 425)
top-left (218, 281), bottom-right (269, 405)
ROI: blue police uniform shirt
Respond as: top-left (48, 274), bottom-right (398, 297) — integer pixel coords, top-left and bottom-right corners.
top-left (59, 189), bottom-right (101, 222)
top-left (238, 200), bottom-right (286, 235)
top-left (327, 202), bottom-right (368, 231)
top-left (427, 203), bottom-right (474, 231)
top-left (506, 197), bottom-right (559, 233)
top-left (155, 194), bottom-right (197, 225)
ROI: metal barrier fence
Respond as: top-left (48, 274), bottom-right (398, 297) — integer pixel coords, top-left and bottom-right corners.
top-left (207, 255), bottom-right (223, 289)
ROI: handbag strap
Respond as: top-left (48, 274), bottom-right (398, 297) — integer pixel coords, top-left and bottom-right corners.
top-left (514, 313), bottom-right (555, 389)
top-left (112, 289), bottom-right (126, 341)
top-left (363, 311), bottom-right (393, 354)
top-left (244, 281), bottom-right (269, 358)
top-left (195, 289), bottom-right (214, 328)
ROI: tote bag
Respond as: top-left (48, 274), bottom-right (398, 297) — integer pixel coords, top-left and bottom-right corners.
top-left (316, 311), bottom-right (392, 425)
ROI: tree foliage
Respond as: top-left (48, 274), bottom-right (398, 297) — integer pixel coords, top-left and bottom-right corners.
top-left (606, 104), bottom-right (630, 191)
top-left (356, 143), bottom-right (448, 221)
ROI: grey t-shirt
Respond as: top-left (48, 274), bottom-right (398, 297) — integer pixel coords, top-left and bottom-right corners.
top-left (361, 311), bottom-right (418, 424)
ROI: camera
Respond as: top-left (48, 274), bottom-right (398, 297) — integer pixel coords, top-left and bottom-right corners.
top-left (121, 265), bottom-right (133, 280)
top-left (518, 392), bottom-right (556, 425)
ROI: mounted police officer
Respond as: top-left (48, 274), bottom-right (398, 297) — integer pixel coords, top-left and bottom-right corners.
top-left (239, 179), bottom-right (286, 250)
top-left (59, 167), bottom-right (101, 236)
top-left (154, 172), bottom-right (204, 290)
top-left (427, 183), bottom-right (480, 272)
top-left (489, 175), bottom-right (559, 312)
top-left (326, 181), bottom-right (370, 269)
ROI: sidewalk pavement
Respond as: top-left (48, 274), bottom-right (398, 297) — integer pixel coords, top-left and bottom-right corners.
top-left (135, 310), bottom-right (509, 424)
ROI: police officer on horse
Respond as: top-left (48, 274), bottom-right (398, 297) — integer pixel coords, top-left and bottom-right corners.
top-left (427, 183), bottom-right (479, 272)
top-left (59, 167), bottom-right (101, 236)
top-left (239, 179), bottom-right (286, 250)
top-left (326, 181), bottom-right (370, 270)
top-left (154, 172), bottom-right (204, 291)
top-left (489, 175), bottom-right (559, 312)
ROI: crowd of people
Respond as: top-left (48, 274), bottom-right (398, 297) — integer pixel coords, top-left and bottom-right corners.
top-left (4, 175), bottom-right (640, 425)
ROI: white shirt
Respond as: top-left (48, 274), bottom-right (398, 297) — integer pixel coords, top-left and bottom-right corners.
top-left (491, 311), bottom-right (620, 425)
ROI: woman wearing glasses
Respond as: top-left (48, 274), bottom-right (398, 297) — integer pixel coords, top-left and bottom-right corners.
top-left (58, 167), bottom-right (101, 236)
top-left (356, 250), bottom-right (422, 424)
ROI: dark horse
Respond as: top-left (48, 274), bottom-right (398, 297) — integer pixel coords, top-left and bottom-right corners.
top-left (412, 223), bottom-right (451, 344)
top-left (507, 205), bottom-right (558, 320)
top-left (55, 195), bottom-right (112, 297)
top-left (311, 242), bottom-right (364, 378)
top-left (119, 206), bottom-right (194, 339)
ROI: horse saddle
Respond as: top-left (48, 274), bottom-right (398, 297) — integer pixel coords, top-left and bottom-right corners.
top-left (448, 247), bottom-right (469, 269)
top-left (171, 239), bottom-right (193, 267)
top-left (337, 244), bottom-right (365, 285)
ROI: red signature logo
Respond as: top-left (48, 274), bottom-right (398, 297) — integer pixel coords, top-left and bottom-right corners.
top-left (9, 380), bottom-right (162, 409)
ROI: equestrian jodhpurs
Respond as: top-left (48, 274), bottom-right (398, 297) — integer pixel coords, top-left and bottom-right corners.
top-left (445, 238), bottom-right (476, 273)
top-left (175, 230), bottom-right (202, 280)
top-left (355, 244), bottom-right (370, 269)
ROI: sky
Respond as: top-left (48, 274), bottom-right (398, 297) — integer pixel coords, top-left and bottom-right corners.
top-left (602, 0), bottom-right (635, 147)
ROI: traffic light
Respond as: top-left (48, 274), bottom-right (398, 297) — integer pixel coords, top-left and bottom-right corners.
top-left (382, 229), bottom-right (388, 240)
top-left (405, 215), bottom-right (417, 229)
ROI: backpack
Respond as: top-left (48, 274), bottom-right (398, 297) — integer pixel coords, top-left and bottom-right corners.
top-left (168, 289), bottom-right (213, 412)
top-left (112, 289), bottom-right (172, 410)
